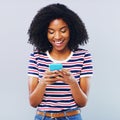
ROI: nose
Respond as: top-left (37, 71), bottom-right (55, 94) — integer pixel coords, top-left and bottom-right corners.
top-left (54, 31), bottom-right (62, 40)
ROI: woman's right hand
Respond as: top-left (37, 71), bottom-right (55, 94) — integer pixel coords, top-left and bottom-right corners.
top-left (28, 69), bottom-right (59, 107)
top-left (40, 70), bottom-right (59, 85)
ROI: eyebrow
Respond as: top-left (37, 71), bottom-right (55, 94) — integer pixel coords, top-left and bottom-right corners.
top-left (48, 26), bottom-right (68, 30)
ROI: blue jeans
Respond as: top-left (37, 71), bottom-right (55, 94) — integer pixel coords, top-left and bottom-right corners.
top-left (34, 112), bottom-right (82, 120)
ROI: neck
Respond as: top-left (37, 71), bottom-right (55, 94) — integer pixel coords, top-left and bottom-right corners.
top-left (49, 49), bottom-right (71, 61)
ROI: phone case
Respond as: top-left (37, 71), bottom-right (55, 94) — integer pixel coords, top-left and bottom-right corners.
top-left (49, 63), bottom-right (63, 71)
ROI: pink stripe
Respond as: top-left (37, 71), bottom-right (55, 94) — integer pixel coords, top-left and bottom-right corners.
top-left (45, 91), bottom-right (71, 95)
top-left (46, 85), bottom-right (70, 89)
top-left (44, 96), bottom-right (72, 101)
top-left (41, 101), bottom-right (76, 106)
top-left (37, 106), bottom-right (77, 111)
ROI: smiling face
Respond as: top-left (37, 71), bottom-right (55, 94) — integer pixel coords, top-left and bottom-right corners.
top-left (47, 19), bottom-right (70, 52)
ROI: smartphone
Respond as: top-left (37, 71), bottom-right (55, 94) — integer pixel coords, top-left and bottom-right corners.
top-left (49, 63), bottom-right (63, 71)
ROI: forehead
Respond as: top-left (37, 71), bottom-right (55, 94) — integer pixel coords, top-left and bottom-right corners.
top-left (48, 19), bottom-right (68, 28)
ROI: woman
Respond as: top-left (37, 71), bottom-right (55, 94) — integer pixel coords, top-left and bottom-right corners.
top-left (27, 3), bottom-right (93, 120)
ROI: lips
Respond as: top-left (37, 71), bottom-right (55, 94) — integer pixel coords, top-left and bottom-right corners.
top-left (54, 40), bottom-right (64, 46)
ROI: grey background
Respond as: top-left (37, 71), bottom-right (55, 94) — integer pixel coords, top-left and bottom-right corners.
top-left (0, 0), bottom-right (120, 120)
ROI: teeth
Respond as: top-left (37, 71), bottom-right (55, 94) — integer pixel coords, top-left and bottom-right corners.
top-left (55, 40), bottom-right (63, 44)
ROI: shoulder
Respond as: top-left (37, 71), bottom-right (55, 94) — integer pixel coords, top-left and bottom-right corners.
top-left (30, 50), bottom-right (47, 58)
top-left (73, 48), bottom-right (91, 56)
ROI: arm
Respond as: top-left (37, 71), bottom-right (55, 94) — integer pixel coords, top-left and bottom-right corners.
top-left (28, 76), bottom-right (46, 107)
top-left (70, 77), bottom-right (91, 107)
top-left (56, 70), bottom-right (91, 107)
top-left (28, 70), bottom-right (60, 107)
top-left (70, 50), bottom-right (93, 107)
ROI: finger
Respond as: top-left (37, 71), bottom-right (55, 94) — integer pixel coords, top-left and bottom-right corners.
top-left (45, 77), bottom-right (58, 83)
top-left (46, 70), bottom-right (58, 75)
top-left (60, 69), bottom-right (71, 76)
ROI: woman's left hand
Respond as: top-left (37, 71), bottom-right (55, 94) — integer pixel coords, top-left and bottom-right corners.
top-left (56, 69), bottom-right (76, 85)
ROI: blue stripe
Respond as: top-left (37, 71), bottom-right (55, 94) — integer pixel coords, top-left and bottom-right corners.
top-left (63, 64), bottom-right (83, 68)
top-left (28, 72), bottom-right (38, 76)
top-left (68, 58), bottom-right (84, 62)
top-left (84, 53), bottom-right (91, 57)
top-left (74, 75), bottom-right (80, 79)
top-left (29, 60), bottom-right (37, 64)
top-left (33, 52), bottom-right (46, 56)
top-left (46, 88), bottom-right (70, 91)
top-left (51, 82), bottom-right (68, 85)
top-left (38, 63), bottom-right (48, 67)
top-left (84, 60), bottom-right (92, 63)
top-left (38, 104), bottom-right (77, 109)
top-left (42, 99), bottom-right (74, 103)
top-left (28, 66), bottom-right (38, 70)
top-left (82, 66), bottom-right (93, 69)
top-left (36, 57), bottom-right (51, 62)
top-left (73, 52), bottom-right (85, 56)
top-left (80, 72), bottom-right (93, 75)
top-left (71, 70), bottom-right (80, 73)
top-left (39, 69), bottom-right (45, 72)
top-left (44, 94), bottom-right (72, 97)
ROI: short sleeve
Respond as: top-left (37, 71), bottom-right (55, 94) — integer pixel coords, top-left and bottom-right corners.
top-left (80, 50), bottom-right (93, 77)
top-left (28, 53), bottom-right (39, 78)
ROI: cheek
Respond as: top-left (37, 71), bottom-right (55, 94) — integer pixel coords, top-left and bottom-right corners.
top-left (65, 31), bottom-right (70, 38)
top-left (64, 33), bottom-right (70, 40)
top-left (47, 33), bottom-right (52, 41)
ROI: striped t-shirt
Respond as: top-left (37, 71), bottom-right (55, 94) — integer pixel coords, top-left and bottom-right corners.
top-left (28, 49), bottom-right (93, 112)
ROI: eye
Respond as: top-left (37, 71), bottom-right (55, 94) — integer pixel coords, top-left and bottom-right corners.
top-left (48, 29), bottom-right (54, 34)
top-left (60, 28), bottom-right (67, 33)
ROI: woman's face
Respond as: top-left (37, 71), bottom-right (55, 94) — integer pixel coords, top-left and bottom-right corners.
top-left (47, 19), bottom-right (70, 52)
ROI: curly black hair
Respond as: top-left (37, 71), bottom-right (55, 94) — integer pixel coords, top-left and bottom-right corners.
top-left (28, 3), bottom-right (89, 52)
